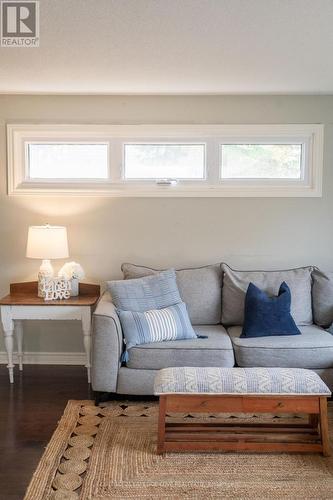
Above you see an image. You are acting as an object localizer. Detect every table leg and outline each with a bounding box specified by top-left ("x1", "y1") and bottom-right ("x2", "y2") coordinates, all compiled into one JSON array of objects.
[
  {"x1": 319, "y1": 397, "x2": 330, "y2": 457},
  {"x1": 157, "y1": 395, "x2": 167, "y2": 454},
  {"x1": 1, "y1": 306, "x2": 14, "y2": 383},
  {"x1": 15, "y1": 320, "x2": 24, "y2": 371},
  {"x1": 82, "y1": 308, "x2": 92, "y2": 384},
  {"x1": 4, "y1": 330, "x2": 14, "y2": 383}
]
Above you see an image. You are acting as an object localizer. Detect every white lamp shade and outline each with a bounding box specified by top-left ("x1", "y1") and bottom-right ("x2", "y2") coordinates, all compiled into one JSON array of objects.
[{"x1": 26, "y1": 225, "x2": 69, "y2": 260}]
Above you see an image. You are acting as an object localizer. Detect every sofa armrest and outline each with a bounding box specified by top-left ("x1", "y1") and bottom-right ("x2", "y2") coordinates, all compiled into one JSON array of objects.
[{"x1": 91, "y1": 291, "x2": 123, "y2": 393}]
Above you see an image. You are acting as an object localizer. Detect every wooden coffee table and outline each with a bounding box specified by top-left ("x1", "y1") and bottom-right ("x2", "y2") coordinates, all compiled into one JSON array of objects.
[
  {"x1": 154, "y1": 367, "x2": 331, "y2": 456},
  {"x1": 0, "y1": 281, "x2": 100, "y2": 383},
  {"x1": 157, "y1": 393, "x2": 330, "y2": 456}
]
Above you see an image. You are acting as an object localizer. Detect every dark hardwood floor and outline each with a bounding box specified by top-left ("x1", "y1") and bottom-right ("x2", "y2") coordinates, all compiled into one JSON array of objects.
[{"x1": 0, "y1": 364, "x2": 92, "y2": 500}]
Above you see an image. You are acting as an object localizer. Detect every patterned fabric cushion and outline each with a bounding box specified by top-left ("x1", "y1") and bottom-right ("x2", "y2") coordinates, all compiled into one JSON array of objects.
[
  {"x1": 107, "y1": 269, "x2": 181, "y2": 312},
  {"x1": 154, "y1": 367, "x2": 331, "y2": 395},
  {"x1": 118, "y1": 302, "x2": 197, "y2": 362}
]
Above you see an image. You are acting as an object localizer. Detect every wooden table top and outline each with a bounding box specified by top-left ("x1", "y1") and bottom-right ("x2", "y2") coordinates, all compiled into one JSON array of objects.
[{"x1": 0, "y1": 281, "x2": 100, "y2": 306}]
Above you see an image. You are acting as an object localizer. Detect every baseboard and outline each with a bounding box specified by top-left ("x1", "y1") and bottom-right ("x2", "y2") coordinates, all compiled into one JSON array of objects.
[{"x1": 0, "y1": 351, "x2": 86, "y2": 365}]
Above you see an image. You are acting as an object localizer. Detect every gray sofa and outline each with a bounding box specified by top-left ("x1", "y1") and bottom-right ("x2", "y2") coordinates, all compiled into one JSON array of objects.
[{"x1": 91, "y1": 263, "x2": 333, "y2": 396}]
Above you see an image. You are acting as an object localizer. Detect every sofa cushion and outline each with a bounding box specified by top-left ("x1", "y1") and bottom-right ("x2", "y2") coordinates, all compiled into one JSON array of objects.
[
  {"x1": 312, "y1": 268, "x2": 333, "y2": 327},
  {"x1": 122, "y1": 263, "x2": 222, "y2": 325},
  {"x1": 107, "y1": 269, "x2": 181, "y2": 312},
  {"x1": 126, "y1": 325, "x2": 235, "y2": 369},
  {"x1": 222, "y1": 263, "x2": 313, "y2": 326},
  {"x1": 228, "y1": 325, "x2": 333, "y2": 369}
]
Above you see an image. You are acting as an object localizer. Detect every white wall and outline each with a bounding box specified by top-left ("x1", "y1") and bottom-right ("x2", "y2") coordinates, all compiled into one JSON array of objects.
[{"x1": 0, "y1": 95, "x2": 332, "y2": 355}]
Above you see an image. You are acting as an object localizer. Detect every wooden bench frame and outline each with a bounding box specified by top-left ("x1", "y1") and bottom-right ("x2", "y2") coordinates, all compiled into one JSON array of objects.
[{"x1": 157, "y1": 394, "x2": 330, "y2": 456}]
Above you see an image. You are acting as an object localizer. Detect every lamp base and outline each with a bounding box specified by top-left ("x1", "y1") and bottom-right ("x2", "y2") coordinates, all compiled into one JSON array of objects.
[
  {"x1": 38, "y1": 259, "x2": 54, "y2": 298},
  {"x1": 39, "y1": 259, "x2": 54, "y2": 277}
]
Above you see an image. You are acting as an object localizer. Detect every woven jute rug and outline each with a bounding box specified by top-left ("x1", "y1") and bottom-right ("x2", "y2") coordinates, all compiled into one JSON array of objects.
[{"x1": 24, "y1": 399, "x2": 333, "y2": 499}]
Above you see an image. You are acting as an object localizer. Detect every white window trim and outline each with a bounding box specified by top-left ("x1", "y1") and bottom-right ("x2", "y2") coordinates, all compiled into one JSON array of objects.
[{"x1": 7, "y1": 123, "x2": 324, "y2": 197}]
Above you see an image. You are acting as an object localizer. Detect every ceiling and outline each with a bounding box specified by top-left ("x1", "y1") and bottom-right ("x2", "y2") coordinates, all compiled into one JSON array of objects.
[{"x1": 0, "y1": 0, "x2": 333, "y2": 94}]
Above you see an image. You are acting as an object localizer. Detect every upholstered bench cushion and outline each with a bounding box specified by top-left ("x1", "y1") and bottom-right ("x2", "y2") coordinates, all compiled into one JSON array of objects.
[{"x1": 154, "y1": 367, "x2": 331, "y2": 396}]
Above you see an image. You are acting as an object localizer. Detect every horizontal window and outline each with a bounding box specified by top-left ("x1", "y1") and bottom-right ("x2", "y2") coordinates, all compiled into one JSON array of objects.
[
  {"x1": 7, "y1": 124, "x2": 324, "y2": 197},
  {"x1": 221, "y1": 144, "x2": 303, "y2": 180},
  {"x1": 27, "y1": 143, "x2": 109, "y2": 180},
  {"x1": 123, "y1": 143, "x2": 205, "y2": 180}
]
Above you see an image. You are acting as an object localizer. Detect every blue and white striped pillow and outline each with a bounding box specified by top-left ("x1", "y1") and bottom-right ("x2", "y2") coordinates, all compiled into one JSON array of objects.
[
  {"x1": 107, "y1": 269, "x2": 181, "y2": 312},
  {"x1": 117, "y1": 302, "x2": 197, "y2": 362}
]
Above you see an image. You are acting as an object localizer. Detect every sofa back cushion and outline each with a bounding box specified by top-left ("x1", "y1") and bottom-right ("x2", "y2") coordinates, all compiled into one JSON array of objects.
[
  {"x1": 312, "y1": 268, "x2": 333, "y2": 327},
  {"x1": 222, "y1": 264, "x2": 313, "y2": 326},
  {"x1": 121, "y1": 263, "x2": 222, "y2": 325}
]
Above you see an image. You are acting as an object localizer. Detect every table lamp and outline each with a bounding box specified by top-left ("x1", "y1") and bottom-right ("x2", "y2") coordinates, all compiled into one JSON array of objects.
[{"x1": 26, "y1": 225, "x2": 69, "y2": 296}]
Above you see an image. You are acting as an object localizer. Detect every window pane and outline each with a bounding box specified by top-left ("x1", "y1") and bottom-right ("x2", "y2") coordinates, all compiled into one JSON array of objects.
[
  {"x1": 124, "y1": 144, "x2": 205, "y2": 179},
  {"x1": 221, "y1": 144, "x2": 302, "y2": 179},
  {"x1": 27, "y1": 143, "x2": 109, "y2": 179}
]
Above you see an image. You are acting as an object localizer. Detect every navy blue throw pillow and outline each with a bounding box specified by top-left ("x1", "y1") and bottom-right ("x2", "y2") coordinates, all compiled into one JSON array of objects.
[{"x1": 241, "y1": 281, "x2": 301, "y2": 338}]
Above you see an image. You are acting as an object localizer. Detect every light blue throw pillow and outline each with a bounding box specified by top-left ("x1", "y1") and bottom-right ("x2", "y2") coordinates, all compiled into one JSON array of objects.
[
  {"x1": 107, "y1": 269, "x2": 181, "y2": 312},
  {"x1": 117, "y1": 301, "x2": 197, "y2": 362}
]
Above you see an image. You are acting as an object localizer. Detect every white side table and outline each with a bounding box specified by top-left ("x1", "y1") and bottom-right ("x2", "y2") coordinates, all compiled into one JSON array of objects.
[{"x1": 0, "y1": 281, "x2": 100, "y2": 383}]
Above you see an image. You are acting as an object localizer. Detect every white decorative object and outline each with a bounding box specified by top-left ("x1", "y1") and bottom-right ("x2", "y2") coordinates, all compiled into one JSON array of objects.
[
  {"x1": 58, "y1": 262, "x2": 85, "y2": 297},
  {"x1": 38, "y1": 273, "x2": 48, "y2": 298},
  {"x1": 26, "y1": 225, "x2": 69, "y2": 297},
  {"x1": 39, "y1": 276, "x2": 71, "y2": 301},
  {"x1": 70, "y1": 278, "x2": 79, "y2": 297}
]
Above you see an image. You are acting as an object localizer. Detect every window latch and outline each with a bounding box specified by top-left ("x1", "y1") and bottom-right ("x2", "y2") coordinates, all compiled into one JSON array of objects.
[{"x1": 155, "y1": 178, "x2": 178, "y2": 186}]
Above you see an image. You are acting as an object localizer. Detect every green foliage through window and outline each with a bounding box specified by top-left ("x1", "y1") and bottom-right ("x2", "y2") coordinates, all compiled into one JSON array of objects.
[{"x1": 221, "y1": 144, "x2": 302, "y2": 179}]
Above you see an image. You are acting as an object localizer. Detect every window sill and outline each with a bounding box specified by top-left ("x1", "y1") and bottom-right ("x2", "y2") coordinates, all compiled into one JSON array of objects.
[{"x1": 9, "y1": 183, "x2": 322, "y2": 197}]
